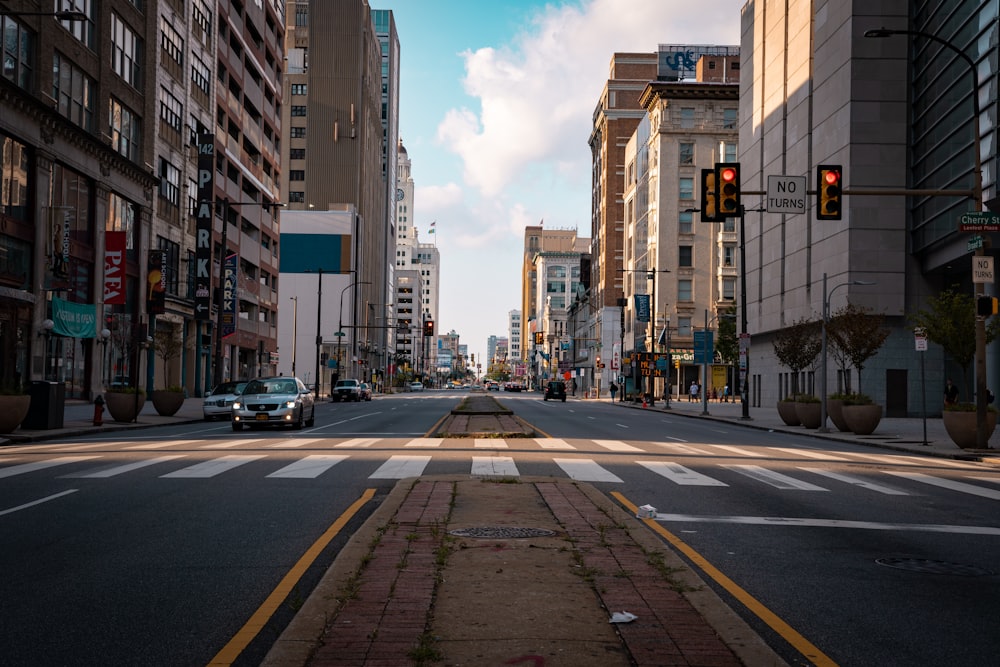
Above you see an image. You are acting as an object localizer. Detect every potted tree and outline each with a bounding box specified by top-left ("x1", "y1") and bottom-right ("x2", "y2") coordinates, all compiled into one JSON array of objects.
[
  {"x1": 911, "y1": 288, "x2": 1000, "y2": 448},
  {"x1": 828, "y1": 304, "x2": 890, "y2": 435},
  {"x1": 0, "y1": 381, "x2": 31, "y2": 434},
  {"x1": 104, "y1": 316, "x2": 145, "y2": 423},
  {"x1": 150, "y1": 325, "x2": 186, "y2": 416},
  {"x1": 773, "y1": 318, "x2": 821, "y2": 426}
]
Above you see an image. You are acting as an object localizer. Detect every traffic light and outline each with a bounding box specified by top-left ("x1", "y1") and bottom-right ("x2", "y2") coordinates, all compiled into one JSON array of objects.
[
  {"x1": 716, "y1": 163, "x2": 741, "y2": 217},
  {"x1": 977, "y1": 296, "x2": 998, "y2": 317},
  {"x1": 816, "y1": 165, "x2": 842, "y2": 220},
  {"x1": 700, "y1": 169, "x2": 720, "y2": 222},
  {"x1": 534, "y1": 331, "x2": 544, "y2": 345},
  {"x1": 423, "y1": 320, "x2": 434, "y2": 336}
]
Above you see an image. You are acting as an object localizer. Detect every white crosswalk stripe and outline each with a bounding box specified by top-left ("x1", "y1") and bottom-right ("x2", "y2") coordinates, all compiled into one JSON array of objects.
[
  {"x1": 534, "y1": 438, "x2": 575, "y2": 449},
  {"x1": 67, "y1": 455, "x2": 188, "y2": 478},
  {"x1": 268, "y1": 438, "x2": 324, "y2": 449},
  {"x1": 0, "y1": 456, "x2": 100, "y2": 478},
  {"x1": 593, "y1": 440, "x2": 642, "y2": 452},
  {"x1": 161, "y1": 455, "x2": 266, "y2": 478},
  {"x1": 471, "y1": 456, "x2": 519, "y2": 477},
  {"x1": 126, "y1": 439, "x2": 200, "y2": 450},
  {"x1": 200, "y1": 439, "x2": 264, "y2": 450},
  {"x1": 369, "y1": 455, "x2": 431, "y2": 478},
  {"x1": 553, "y1": 458, "x2": 623, "y2": 483},
  {"x1": 724, "y1": 464, "x2": 829, "y2": 491},
  {"x1": 475, "y1": 438, "x2": 508, "y2": 448},
  {"x1": 654, "y1": 442, "x2": 713, "y2": 456},
  {"x1": 266, "y1": 455, "x2": 349, "y2": 478},
  {"x1": 404, "y1": 438, "x2": 443, "y2": 447},
  {"x1": 886, "y1": 471, "x2": 1000, "y2": 500},
  {"x1": 637, "y1": 461, "x2": 728, "y2": 486},
  {"x1": 333, "y1": 438, "x2": 379, "y2": 448},
  {"x1": 772, "y1": 447, "x2": 851, "y2": 461},
  {"x1": 709, "y1": 444, "x2": 762, "y2": 457},
  {"x1": 799, "y1": 468, "x2": 910, "y2": 495}
]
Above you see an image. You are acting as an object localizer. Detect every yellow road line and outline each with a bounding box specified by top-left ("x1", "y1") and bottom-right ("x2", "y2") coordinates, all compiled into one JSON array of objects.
[
  {"x1": 611, "y1": 491, "x2": 838, "y2": 667},
  {"x1": 207, "y1": 488, "x2": 377, "y2": 666}
]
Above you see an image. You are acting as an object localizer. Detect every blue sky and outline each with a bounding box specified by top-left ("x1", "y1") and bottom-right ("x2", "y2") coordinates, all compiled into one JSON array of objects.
[{"x1": 377, "y1": 0, "x2": 743, "y2": 364}]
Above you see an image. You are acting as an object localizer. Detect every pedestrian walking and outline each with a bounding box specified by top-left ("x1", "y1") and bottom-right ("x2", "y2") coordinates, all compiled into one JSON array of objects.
[
  {"x1": 723, "y1": 384, "x2": 730, "y2": 402},
  {"x1": 689, "y1": 381, "x2": 698, "y2": 402},
  {"x1": 609, "y1": 382, "x2": 618, "y2": 402}
]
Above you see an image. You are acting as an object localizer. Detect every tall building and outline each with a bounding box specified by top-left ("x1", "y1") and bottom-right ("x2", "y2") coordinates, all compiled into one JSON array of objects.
[
  {"x1": 0, "y1": 1, "x2": 158, "y2": 399},
  {"x1": 739, "y1": 1, "x2": 999, "y2": 416},
  {"x1": 623, "y1": 62, "x2": 740, "y2": 398},
  {"x1": 281, "y1": 0, "x2": 396, "y2": 380},
  {"x1": 508, "y1": 309, "x2": 522, "y2": 370},
  {"x1": 531, "y1": 235, "x2": 590, "y2": 387},
  {"x1": 520, "y1": 224, "x2": 580, "y2": 361}
]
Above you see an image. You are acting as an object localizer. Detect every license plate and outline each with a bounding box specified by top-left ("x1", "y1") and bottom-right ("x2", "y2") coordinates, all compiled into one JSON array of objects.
[{"x1": 255, "y1": 413, "x2": 269, "y2": 421}]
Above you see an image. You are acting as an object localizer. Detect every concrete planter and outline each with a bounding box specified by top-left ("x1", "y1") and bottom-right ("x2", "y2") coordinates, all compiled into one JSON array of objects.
[
  {"x1": 795, "y1": 401, "x2": 822, "y2": 429},
  {"x1": 105, "y1": 391, "x2": 145, "y2": 423},
  {"x1": 0, "y1": 395, "x2": 31, "y2": 433},
  {"x1": 843, "y1": 404, "x2": 883, "y2": 436},
  {"x1": 776, "y1": 401, "x2": 800, "y2": 426},
  {"x1": 942, "y1": 410, "x2": 997, "y2": 449},
  {"x1": 826, "y1": 398, "x2": 852, "y2": 432},
  {"x1": 151, "y1": 390, "x2": 184, "y2": 416}
]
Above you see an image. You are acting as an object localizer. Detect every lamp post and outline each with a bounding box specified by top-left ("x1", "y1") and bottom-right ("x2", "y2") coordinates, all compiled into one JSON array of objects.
[
  {"x1": 865, "y1": 27, "x2": 988, "y2": 447},
  {"x1": 40, "y1": 318, "x2": 55, "y2": 381},
  {"x1": 289, "y1": 296, "x2": 298, "y2": 377},
  {"x1": 335, "y1": 281, "x2": 370, "y2": 392},
  {"x1": 819, "y1": 273, "x2": 876, "y2": 432},
  {"x1": 100, "y1": 328, "x2": 111, "y2": 388}
]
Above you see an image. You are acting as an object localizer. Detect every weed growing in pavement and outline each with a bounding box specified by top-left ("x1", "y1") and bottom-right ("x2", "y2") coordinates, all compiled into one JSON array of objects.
[
  {"x1": 644, "y1": 550, "x2": 701, "y2": 593},
  {"x1": 408, "y1": 631, "x2": 443, "y2": 664}
]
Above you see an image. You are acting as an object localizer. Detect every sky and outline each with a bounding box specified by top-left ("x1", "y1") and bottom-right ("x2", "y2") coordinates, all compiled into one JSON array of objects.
[{"x1": 377, "y1": 0, "x2": 743, "y2": 364}]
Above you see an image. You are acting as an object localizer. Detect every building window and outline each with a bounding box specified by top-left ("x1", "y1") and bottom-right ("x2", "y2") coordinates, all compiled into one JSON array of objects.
[
  {"x1": 547, "y1": 265, "x2": 567, "y2": 278},
  {"x1": 191, "y1": 55, "x2": 210, "y2": 94},
  {"x1": 288, "y1": 191, "x2": 305, "y2": 202},
  {"x1": 0, "y1": 134, "x2": 29, "y2": 222},
  {"x1": 295, "y1": 6, "x2": 308, "y2": 26},
  {"x1": 679, "y1": 177, "x2": 694, "y2": 200},
  {"x1": 723, "y1": 218, "x2": 735, "y2": 233},
  {"x1": 679, "y1": 210, "x2": 693, "y2": 234},
  {"x1": 722, "y1": 277, "x2": 736, "y2": 300},
  {"x1": 288, "y1": 170, "x2": 305, "y2": 181},
  {"x1": 160, "y1": 87, "x2": 182, "y2": 132},
  {"x1": 109, "y1": 98, "x2": 141, "y2": 162},
  {"x1": 678, "y1": 279, "x2": 693, "y2": 302},
  {"x1": 291, "y1": 84, "x2": 307, "y2": 95},
  {"x1": 290, "y1": 127, "x2": 306, "y2": 138},
  {"x1": 680, "y1": 108, "x2": 695, "y2": 129},
  {"x1": 722, "y1": 141, "x2": 738, "y2": 162},
  {"x1": 679, "y1": 246, "x2": 693, "y2": 267},
  {"x1": 111, "y1": 13, "x2": 142, "y2": 88},
  {"x1": 723, "y1": 108, "x2": 738, "y2": 129},
  {"x1": 53, "y1": 52, "x2": 95, "y2": 131},
  {"x1": 60, "y1": 0, "x2": 95, "y2": 49},
  {"x1": 289, "y1": 148, "x2": 305, "y2": 159},
  {"x1": 193, "y1": 1, "x2": 212, "y2": 44},
  {"x1": 678, "y1": 317, "x2": 692, "y2": 337},
  {"x1": 291, "y1": 105, "x2": 307, "y2": 117},
  {"x1": 723, "y1": 244, "x2": 735, "y2": 267},
  {"x1": 1, "y1": 16, "x2": 34, "y2": 90},
  {"x1": 160, "y1": 16, "x2": 184, "y2": 67},
  {"x1": 158, "y1": 159, "x2": 180, "y2": 206},
  {"x1": 679, "y1": 142, "x2": 693, "y2": 165}
]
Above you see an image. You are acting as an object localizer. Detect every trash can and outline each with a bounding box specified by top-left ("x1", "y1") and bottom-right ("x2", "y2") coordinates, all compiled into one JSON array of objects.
[{"x1": 24, "y1": 381, "x2": 65, "y2": 430}]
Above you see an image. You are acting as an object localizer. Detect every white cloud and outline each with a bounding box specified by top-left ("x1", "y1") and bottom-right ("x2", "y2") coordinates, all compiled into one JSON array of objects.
[{"x1": 436, "y1": 0, "x2": 742, "y2": 199}]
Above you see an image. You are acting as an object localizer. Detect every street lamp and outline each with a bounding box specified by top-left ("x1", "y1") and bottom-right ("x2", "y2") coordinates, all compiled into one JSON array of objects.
[
  {"x1": 335, "y1": 281, "x2": 370, "y2": 393},
  {"x1": 865, "y1": 27, "x2": 988, "y2": 446},
  {"x1": 819, "y1": 273, "x2": 876, "y2": 432},
  {"x1": 99, "y1": 328, "x2": 111, "y2": 388}
]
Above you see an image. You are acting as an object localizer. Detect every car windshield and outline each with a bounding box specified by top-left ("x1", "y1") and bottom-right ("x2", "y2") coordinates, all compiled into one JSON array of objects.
[
  {"x1": 245, "y1": 379, "x2": 297, "y2": 395},
  {"x1": 212, "y1": 382, "x2": 245, "y2": 396}
]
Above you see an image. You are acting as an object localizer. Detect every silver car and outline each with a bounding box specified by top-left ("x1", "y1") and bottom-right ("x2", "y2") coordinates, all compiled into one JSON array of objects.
[
  {"x1": 202, "y1": 381, "x2": 247, "y2": 420},
  {"x1": 231, "y1": 376, "x2": 315, "y2": 431}
]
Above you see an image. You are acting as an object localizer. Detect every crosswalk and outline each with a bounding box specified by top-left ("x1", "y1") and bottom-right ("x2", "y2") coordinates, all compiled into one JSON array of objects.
[{"x1": 1, "y1": 438, "x2": 997, "y2": 501}]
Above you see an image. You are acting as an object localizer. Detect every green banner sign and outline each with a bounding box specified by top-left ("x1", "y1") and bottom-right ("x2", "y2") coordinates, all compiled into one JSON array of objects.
[{"x1": 52, "y1": 297, "x2": 97, "y2": 338}]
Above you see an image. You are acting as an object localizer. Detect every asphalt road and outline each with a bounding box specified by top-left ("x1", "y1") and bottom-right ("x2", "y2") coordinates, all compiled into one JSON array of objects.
[{"x1": 2, "y1": 390, "x2": 999, "y2": 666}]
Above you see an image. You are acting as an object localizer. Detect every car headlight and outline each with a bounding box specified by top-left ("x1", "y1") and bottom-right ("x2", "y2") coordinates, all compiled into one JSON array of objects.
[
  {"x1": 232, "y1": 400, "x2": 242, "y2": 410},
  {"x1": 285, "y1": 400, "x2": 297, "y2": 409}
]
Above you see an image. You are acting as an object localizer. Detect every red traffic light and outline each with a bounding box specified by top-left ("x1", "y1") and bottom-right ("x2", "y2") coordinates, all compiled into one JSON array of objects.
[
  {"x1": 823, "y1": 169, "x2": 840, "y2": 186},
  {"x1": 719, "y1": 166, "x2": 738, "y2": 183}
]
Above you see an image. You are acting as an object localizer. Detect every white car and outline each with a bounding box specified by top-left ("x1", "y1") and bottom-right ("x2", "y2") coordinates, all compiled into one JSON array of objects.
[
  {"x1": 232, "y1": 376, "x2": 315, "y2": 431},
  {"x1": 202, "y1": 381, "x2": 247, "y2": 420},
  {"x1": 409, "y1": 381, "x2": 424, "y2": 392}
]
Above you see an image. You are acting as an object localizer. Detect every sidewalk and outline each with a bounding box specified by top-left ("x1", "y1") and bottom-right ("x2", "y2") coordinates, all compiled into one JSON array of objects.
[{"x1": 5, "y1": 395, "x2": 999, "y2": 666}]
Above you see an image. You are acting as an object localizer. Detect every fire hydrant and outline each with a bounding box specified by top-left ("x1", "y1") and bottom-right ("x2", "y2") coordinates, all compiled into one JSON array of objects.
[{"x1": 93, "y1": 395, "x2": 105, "y2": 426}]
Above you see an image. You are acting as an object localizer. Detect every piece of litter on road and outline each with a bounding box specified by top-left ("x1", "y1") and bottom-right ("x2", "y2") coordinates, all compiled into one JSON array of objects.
[
  {"x1": 609, "y1": 611, "x2": 638, "y2": 624},
  {"x1": 636, "y1": 504, "x2": 656, "y2": 518}
]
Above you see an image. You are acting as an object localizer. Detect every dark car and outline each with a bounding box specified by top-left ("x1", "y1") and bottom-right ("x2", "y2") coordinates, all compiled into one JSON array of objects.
[{"x1": 544, "y1": 380, "x2": 567, "y2": 402}]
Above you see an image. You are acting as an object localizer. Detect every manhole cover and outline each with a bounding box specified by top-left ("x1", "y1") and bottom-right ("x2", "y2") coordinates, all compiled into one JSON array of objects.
[
  {"x1": 875, "y1": 558, "x2": 994, "y2": 576},
  {"x1": 448, "y1": 526, "x2": 556, "y2": 539}
]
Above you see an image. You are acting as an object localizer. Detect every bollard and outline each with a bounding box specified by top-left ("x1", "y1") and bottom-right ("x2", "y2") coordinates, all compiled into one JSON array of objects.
[{"x1": 93, "y1": 394, "x2": 105, "y2": 426}]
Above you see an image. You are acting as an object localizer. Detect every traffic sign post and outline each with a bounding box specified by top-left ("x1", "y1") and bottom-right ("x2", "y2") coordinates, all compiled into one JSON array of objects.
[{"x1": 766, "y1": 175, "x2": 807, "y2": 214}]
